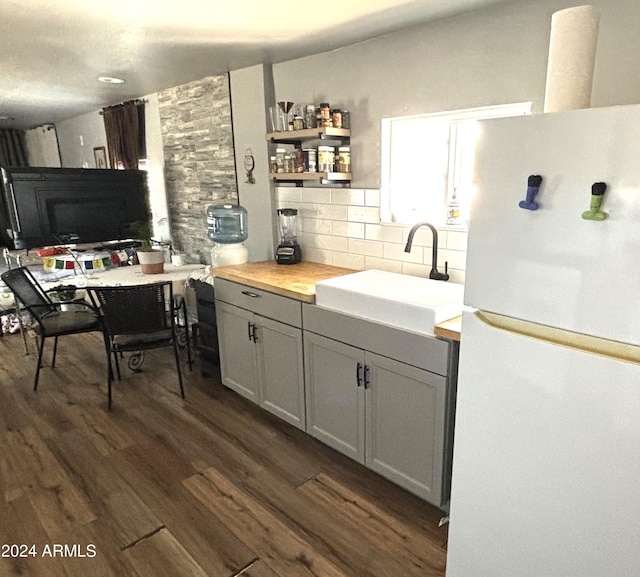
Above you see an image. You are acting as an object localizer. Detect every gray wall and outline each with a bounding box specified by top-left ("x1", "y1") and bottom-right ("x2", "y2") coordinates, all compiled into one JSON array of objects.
[
  {"x1": 272, "y1": 0, "x2": 640, "y2": 189},
  {"x1": 229, "y1": 64, "x2": 277, "y2": 262}
]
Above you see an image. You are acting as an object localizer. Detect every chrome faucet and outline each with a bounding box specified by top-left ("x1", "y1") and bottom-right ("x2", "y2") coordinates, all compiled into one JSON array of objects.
[{"x1": 404, "y1": 222, "x2": 449, "y2": 281}]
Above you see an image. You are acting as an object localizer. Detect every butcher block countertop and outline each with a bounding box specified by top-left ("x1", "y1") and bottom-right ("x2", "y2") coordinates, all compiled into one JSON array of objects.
[
  {"x1": 433, "y1": 316, "x2": 462, "y2": 342},
  {"x1": 209, "y1": 260, "x2": 356, "y2": 303},
  {"x1": 209, "y1": 260, "x2": 462, "y2": 341}
]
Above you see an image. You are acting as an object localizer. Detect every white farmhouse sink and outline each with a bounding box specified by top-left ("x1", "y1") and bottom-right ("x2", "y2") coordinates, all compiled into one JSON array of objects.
[{"x1": 315, "y1": 269, "x2": 463, "y2": 336}]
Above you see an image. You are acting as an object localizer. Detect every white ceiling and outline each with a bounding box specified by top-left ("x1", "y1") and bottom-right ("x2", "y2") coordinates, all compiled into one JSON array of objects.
[{"x1": 0, "y1": 0, "x2": 509, "y2": 129}]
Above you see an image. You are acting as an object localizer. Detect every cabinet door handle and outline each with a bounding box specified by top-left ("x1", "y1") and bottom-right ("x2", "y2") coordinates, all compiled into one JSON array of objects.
[
  {"x1": 251, "y1": 324, "x2": 259, "y2": 343},
  {"x1": 241, "y1": 290, "x2": 261, "y2": 298},
  {"x1": 363, "y1": 365, "x2": 370, "y2": 389},
  {"x1": 247, "y1": 322, "x2": 256, "y2": 343},
  {"x1": 356, "y1": 362, "x2": 363, "y2": 387}
]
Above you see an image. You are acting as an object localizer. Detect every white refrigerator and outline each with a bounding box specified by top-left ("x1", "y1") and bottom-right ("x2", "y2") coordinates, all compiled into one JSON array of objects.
[{"x1": 446, "y1": 104, "x2": 640, "y2": 577}]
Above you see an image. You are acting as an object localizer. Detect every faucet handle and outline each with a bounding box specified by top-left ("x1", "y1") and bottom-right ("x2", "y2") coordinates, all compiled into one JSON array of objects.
[{"x1": 430, "y1": 261, "x2": 450, "y2": 281}]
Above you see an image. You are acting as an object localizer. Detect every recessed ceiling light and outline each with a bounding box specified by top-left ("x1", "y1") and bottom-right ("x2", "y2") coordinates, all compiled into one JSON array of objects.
[{"x1": 98, "y1": 76, "x2": 125, "y2": 84}]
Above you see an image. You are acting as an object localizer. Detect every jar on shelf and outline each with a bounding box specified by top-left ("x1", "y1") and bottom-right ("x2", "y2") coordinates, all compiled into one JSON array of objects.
[
  {"x1": 303, "y1": 148, "x2": 317, "y2": 172},
  {"x1": 305, "y1": 104, "x2": 316, "y2": 129},
  {"x1": 342, "y1": 110, "x2": 350, "y2": 129},
  {"x1": 293, "y1": 116, "x2": 304, "y2": 131},
  {"x1": 332, "y1": 109, "x2": 342, "y2": 128},
  {"x1": 320, "y1": 103, "x2": 331, "y2": 127},
  {"x1": 295, "y1": 148, "x2": 304, "y2": 173},
  {"x1": 270, "y1": 155, "x2": 278, "y2": 174},
  {"x1": 284, "y1": 154, "x2": 294, "y2": 173},
  {"x1": 276, "y1": 148, "x2": 286, "y2": 173},
  {"x1": 318, "y1": 145, "x2": 335, "y2": 172},
  {"x1": 336, "y1": 146, "x2": 351, "y2": 173}
]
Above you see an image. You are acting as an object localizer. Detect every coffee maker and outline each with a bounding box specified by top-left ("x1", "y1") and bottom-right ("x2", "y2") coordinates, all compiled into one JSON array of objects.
[{"x1": 275, "y1": 208, "x2": 301, "y2": 265}]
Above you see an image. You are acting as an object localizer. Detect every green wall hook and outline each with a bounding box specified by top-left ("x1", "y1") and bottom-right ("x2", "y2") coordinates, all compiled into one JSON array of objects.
[{"x1": 582, "y1": 182, "x2": 607, "y2": 221}]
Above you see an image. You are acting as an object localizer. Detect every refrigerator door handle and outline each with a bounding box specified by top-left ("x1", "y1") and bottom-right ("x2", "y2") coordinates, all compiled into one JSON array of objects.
[{"x1": 476, "y1": 310, "x2": 640, "y2": 366}]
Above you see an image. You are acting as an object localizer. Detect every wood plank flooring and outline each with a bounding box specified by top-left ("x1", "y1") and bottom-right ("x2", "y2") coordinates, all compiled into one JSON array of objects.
[{"x1": 0, "y1": 330, "x2": 448, "y2": 576}]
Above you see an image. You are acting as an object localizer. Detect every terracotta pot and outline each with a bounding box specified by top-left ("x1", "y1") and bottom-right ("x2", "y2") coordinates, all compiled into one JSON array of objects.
[{"x1": 137, "y1": 249, "x2": 165, "y2": 274}]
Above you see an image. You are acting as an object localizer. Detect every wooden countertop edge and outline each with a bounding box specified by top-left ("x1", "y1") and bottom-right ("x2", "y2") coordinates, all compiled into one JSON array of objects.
[
  {"x1": 213, "y1": 270, "x2": 317, "y2": 303},
  {"x1": 211, "y1": 261, "x2": 463, "y2": 341},
  {"x1": 434, "y1": 316, "x2": 462, "y2": 341}
]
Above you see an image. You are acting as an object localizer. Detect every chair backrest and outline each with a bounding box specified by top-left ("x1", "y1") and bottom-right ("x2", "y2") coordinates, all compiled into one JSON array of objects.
[
  {"x1": 0, "y1": 267, "x2": 54, "y2": 321},
  {"x1": 88, "y1": 282, "x2": 174, "y2": 336}
]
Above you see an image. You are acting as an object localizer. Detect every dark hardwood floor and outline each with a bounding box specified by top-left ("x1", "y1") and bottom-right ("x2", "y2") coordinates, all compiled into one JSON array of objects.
[{"x1": 0, "y1": 330, "x2": 448, "y2": 576}]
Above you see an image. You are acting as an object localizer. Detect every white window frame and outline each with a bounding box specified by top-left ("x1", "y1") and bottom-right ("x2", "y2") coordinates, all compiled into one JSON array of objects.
[{"x1": 380, "y1": 102, "x2": 532, "y2": 226}]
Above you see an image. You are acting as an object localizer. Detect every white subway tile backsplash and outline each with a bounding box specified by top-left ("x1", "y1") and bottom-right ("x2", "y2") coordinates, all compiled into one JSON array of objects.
[
  {"x1": 332, "y1": 221, "x2": 365, "y2": 238},
  {"x1": 365, "y1": 223, "x2": 404, "y2": 243},
  {"x1": 332, "y1": 252, "x2": 365, "y2": 270},
  {"x1": 301, "y1": 218, "x2": 332, "y2": 234},
  {"x1": 317, "y1": 234, "x2": 349, "y2": 252},
  {"x1": 365, "y1": 189, "x2": 381, "y2": 207},
  {"x1": 365, "y1": 257, "x2": 402, "y2": 273},
  {"x1": 401, "y1": 262, "x2": 432, "y2": 278},
  {"x1": 347, "y1": 206, "x2": 380, "y2": 224},
  {"x1": 303, "y1": 247, "x2": 334, "y2": 265},
  {"x1": 348, "y1": 238, "x2": 384, "y2": 258},
  {"x1": 276, "y1": 187, "x2": 303, "y2": 203},
  {"x1": 446, "y1": 229, "x2": 469, "y2": 251},
  {"x1": 331, "y1": 188, "x2": 365, "y2": 206},
  {"x1": 316, "y1": 203, "x2": 349, "y2": 221},
  {"x1": 275, "y1": 187, "x2": 469, "y2": 281},
  {"x1": 384, "y1": 242, "x2": 424, "y2": 264},
  {"x1": 302, "y1": 187, "x2": 332, "y2": 204},
  {"x1": 440, "y1": 248, "x2": 467, "y2": 271}
]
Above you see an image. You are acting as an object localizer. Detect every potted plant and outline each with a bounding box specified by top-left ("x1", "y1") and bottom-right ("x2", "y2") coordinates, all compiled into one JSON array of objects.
[
  {"x1": 48, "y1": 283, "x2": 77, "y2": 302},
  {"x1": 132, "y1": 220, "x2": 165, "y2": 274}
]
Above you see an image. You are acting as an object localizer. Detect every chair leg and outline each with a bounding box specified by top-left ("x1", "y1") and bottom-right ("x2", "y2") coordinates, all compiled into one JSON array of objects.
[
  {"x1": 34, "y1": 336, "x2": 46, "y2": 391},
  {"x1": 51, "y1": 336, "x2": 59, "y2": 368},
  {"x1": 172, "y1": 341, "x2": 185, "y2": 399}
]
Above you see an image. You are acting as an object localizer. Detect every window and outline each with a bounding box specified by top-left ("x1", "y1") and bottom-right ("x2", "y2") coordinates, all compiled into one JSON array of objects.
[{"x1": 381, "y1": 102, "x2": 532, "y2": 225}]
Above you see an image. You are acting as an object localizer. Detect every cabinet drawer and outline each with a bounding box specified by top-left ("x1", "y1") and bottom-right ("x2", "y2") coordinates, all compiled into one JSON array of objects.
[{"x1": 215, "y1": 278, "x2": 302, "y2": 328}]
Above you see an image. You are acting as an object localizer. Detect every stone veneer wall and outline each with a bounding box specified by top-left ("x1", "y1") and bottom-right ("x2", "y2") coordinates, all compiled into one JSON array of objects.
[{"x1": 158, "y1": 75, "x2": 238, "y2": 264}]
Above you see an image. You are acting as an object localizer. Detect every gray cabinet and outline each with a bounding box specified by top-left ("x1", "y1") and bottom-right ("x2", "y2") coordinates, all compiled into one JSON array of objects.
[
  {"x1": 215, "y1": 279, "x2": 305, "y2": 430},
  {"x1": 303, "y1": 304, "x2": 455, "y2": 507},
  {"x1": 304, "y1": 333, "x2": 365, "y2": 461}
]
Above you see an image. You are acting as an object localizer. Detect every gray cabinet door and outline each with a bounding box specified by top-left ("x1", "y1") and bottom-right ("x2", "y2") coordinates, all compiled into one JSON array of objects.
[
  {"x1": 304, "y1": 332, "x2": 365, "y2": 463},
  {"x1": 256, "y1": 316, "x2": 305, "y2": 430},
  {"x1": 365, "y1": 352, "x2": 447, "y2": 504},
  {"x1": 216, "y1": 301, "x2": 259, "y2": 402}
]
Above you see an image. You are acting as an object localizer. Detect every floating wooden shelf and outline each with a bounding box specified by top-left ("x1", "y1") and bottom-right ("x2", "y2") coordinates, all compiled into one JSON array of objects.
[{"x1": 266, "y1": 127, "x2": 350, "y2": 143}]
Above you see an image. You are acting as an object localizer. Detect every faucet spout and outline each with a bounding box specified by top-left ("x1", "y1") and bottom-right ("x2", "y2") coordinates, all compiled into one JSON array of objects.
[{"x1": 404, "y1": 221, "x2": 449, "y2": 281}]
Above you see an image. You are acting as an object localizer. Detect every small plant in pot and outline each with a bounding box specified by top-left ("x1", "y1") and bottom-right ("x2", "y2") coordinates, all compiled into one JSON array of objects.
[
  {"x1": 132, "y1": 220, "x2": 165, "y2": 274},
  {"x1": 49, "y1": 283, "x2": 77, "y2": 302}
]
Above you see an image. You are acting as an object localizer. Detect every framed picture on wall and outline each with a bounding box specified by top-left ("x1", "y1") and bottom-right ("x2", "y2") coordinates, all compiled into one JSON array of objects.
[{"x1": 93, "y1": 146, "x2": 107, "y2": 169}]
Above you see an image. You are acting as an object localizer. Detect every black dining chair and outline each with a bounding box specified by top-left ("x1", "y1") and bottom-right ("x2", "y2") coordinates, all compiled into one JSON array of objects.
[
  {"x1": 87, "y1": 281, "x2": 185, "y2": 410},
  {"x1": 0, "y1": 266, "x2": 103, "y2": 391}
]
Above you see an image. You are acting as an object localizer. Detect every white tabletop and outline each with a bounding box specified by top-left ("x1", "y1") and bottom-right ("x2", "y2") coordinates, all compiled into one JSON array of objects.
[{"x1": 44, "y1": 264, "x2": 207, "y2": 296}]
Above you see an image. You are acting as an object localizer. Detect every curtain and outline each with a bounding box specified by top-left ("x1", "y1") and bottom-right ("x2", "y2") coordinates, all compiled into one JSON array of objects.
[
  {"x1": 0, "y1": 129, "x2": 28, "y2": 167},
  {"x1": 102, "y1": 100, "x2": 146, "y2": 170}
]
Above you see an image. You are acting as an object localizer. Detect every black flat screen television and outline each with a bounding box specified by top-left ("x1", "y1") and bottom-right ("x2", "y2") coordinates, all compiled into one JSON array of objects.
[{"x1": 0, "y1": 167, "x2": 150, "y2": 250}]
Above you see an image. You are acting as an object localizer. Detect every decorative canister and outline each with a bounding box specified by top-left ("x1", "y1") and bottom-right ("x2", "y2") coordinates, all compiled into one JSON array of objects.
[
  {"x1": 318, "y1": 146, "x2": 335, "y2": 172},
  {"x1": 336, "y1": 146, "x2": 351, "y2": 173}
]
